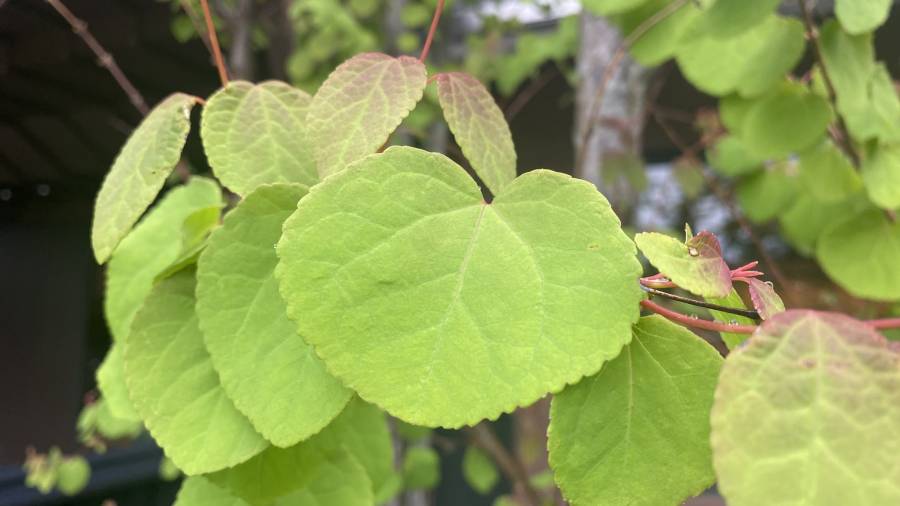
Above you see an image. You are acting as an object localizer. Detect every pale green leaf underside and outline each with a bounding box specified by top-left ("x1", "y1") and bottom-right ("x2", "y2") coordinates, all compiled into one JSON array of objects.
[
  {"x1": 676, "y1": 15, "x2": 804, "y2": 97},
  {"x1": 92, "y1": 93, "x2": 197, "y2": 263},
  {"x1": 201, "y1": 81, "x2": 318, "y2": 196},
  {"x1": 208, "y1": 397, "x2": 389, "y2": 505},
  {"x1": 835, "y1": 0, "x2": 891, "y2": 34},
  {"x1": 436, "y1": 72, "x2": 516, "y2": 196},
  {"x1": 817, "y1": 209, "x2": 900, "y2": 301},
  {"x1": 196, "y1": 183, "x2": 352, "y2": 448},
  {"x1": 276, "y1": 146, "x2": 642, "y2": 427},
  {"x1": 96, "y1": 344, "x2": 140, "y2": 422},
  {"x1": 105, "y1": 178, "x2": 223, "y2": 342},
  {"x1": 123, "y1": 269, "x2": 267, "y2": 474},
  {"x1": 711, "y1": 310, "x2": 900, "y2": 506},
  {"x1": 308, "y1": 53, "x2": 427, "y2": 178},
  {"x1": 634, "y1": 232, "x2": 731, "y2": 298},
  {"x1": 549, "y1": 316, "x2": 722, "y2": 506}
]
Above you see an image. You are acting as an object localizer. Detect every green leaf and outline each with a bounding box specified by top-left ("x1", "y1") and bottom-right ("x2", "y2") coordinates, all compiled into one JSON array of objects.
[
  {"x1": 154, "y1": 204, "x2": 224, "y2": 281},
  {"x1": 91, "y1": 93, "x2": 198, "y2": 263},
  {"x1": 744, "y1": 278, "x2": 784, "y2": 320},
  {"x1": 275, "y1": 146, "x2": 643, "y2": 427},
  {"x1": 741, "y1": 82, "x2": 831, "y2": 159},
  {"x1": 835, "y1": 0, "x2": 892, "y2": 34},
  {"x1": 104, "y1": 178, "x2": 223, "y2": 342},
  {"x1": 123, "y1": 269, "x2": 267, "y2": 474},
  {"x1": 96, "y1": 345, "x2": 140, "y2": 422},
  {"x1": 175, "y1": 477, "x2": 249, "y2": 506},
  {"x1": 845, "y1": 64, "x2": 900, "y2": 143},
  {"x1": 92, "y1": 399, "x2": 143, "y2": 440},
  {"x1": 611, "y1": 0, "x2": 701, "y2": 66},
  {"x1": 705, "y1": 289, "x2": 755, "y2": 349},
  {"x1": 436, "y1": 72, "x2": 516, "y2": 196},
  {"x1": 208, "y1": 397, "x2": 387, "y2": 505},
  {"x1": 862, "y1": 144, "x2": 900, "y2": 210},
  {"x1": 818, "y1": 20, "x2": 873, "y2": 119},
  {"x1": 196, "y1": 183, "x2": 351, "y2": 448},
  {"x1": 201, "y1": 81, "x2": 317, "y2": 196},
  {"x1": 711, "y1": 310, "x2": 900, "y2": 506},
  {"x1": 402, "y1": 447, "x2": 440, "y2": 490},
  {"x1": 719, "y1": 94, "x2": 755, "y2": 134},
  {"x1": 634, "y1": 230, "x2": 732, "y2": 298},
  {"x1": 706, "y1": 136, "x2": 764, "y2": 177},
  {"x1": 696, "y1": 0, "x2": 780, "y2": 37},
  {"x1": 308, "y1": 53, "x2": 427, "y2": 178},
  {"x1": 799, "y1": 140, "x2": 862, "y2": 202},
  {"x1": 676, "y1": 15, "x2": 804, "y2": 97},
  {"x1": 736, "y1": 162, "x2": 800, "y2": 223},
  {"x1": 395, "y1": 421, "x2": 432, "y2": 442},
  {"x1": 56, "y1": 457, "x2": 90, "y2": 496},
  {"x1": 160, "y1": 457, "x2": 181, "y2": 481},
  {"x1": 549, "y1": 316, "x2": 722, "y2": 506},
  {"x1": 817, "y1": 209, "x2": 900, "y2": 301},
  {"x1": 581, "y1": 0, "x2": 649, "y2": 16},
  {"x1": 462, "y1": 446, "x2": 498, "y2": 494}
]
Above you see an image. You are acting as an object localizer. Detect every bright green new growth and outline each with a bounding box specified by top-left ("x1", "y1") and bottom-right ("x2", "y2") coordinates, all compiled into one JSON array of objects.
[
  {"x1": 56, "y1": 457, "x2": 90, "y2": 496},
  {"x1": 207, "y1": 398, "x2": 392, "y2": 505},
  {"x1": 276, "y1": 146, "x2": 642, "y2": 427},
  {"x1": 549, "y1": 316, "x2": 722, "y2": 506},
  {"x1": 307, "y1": 53, "x2": 427, "y2": 178},
  {"x1": 436, "y1": 72, "x2": 516, "y2": 196},
  {"x1": 817, "y1": 209, "x2": 900, "y2": 301},
  {"x1": 711, "y1": 310, "x2": 900, "y2": 506},
  {"x1": 196, "y1": 183, "x2": 351, "y2": 448},
  {"x1": 123, "y1": 269, "x2": 267, "y2": 474},
  {"x1": 91, "y1": 93, "x2": 197, "y2": 263},
  {"x1": 104, "y1": 178, "x2": 223, "y2": 342},
  {"x1": 201, "y1": 81, "x2": 318, "y2": 196},
  {"x1": 634, "y1": 231, "x2": 732, "y2": 298}
]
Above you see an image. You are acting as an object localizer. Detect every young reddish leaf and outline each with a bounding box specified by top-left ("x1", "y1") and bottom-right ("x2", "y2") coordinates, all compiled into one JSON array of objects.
[
  {"x1": 744, "y1": 278, "x2": 785, "y2": 320},
  {"x1": 635, "y1": 229, "x2": 732, "y2": 298},
  {"x1": 436, "y1": 72, "x2": 516, "y2": 195},
  {"x1": 308, "y1": 53, "x2": 427, "y2": 178},
  {"x1": 712, "y1": 310, "x2": 900, "y2": 506}
]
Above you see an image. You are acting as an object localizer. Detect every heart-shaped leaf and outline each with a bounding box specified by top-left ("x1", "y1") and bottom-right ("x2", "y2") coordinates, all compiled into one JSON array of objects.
[
  {"x1": 124, "y1": 269, "x2": 267, "y2": 474},
  {"x1": 711, "y1": 310, "x2": 900, "y2": 506},
  {"x1": 105, "y1": 178, "x2": 223, "y2": 342},
  {"x1": 196, "y1": 183, "x2": 352, "y2": 447},
  {"x1": 308, "y1": 53, "x2": 427, "y2": 178},
  {"x1": 549, "y1": 316, "x2": 722, "y2": 506},
  {"x1": 201, "y1": 81, "x2": 317, "y2": 196},
  {"x1": 275, "y1": 146, "x2": 643, "y2": 427},
  {"x1": 436, "y1": 72, "x2": 516, "y2": 195},
  {"x1": 92, "y1": 93, "x2": 198, "y2": 263},
  {"x1": 635, "y1": 230, "x2": 732, "y2": 298}
]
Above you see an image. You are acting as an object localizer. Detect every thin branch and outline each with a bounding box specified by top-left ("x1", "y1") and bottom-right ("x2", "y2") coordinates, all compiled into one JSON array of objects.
[
  {"x1": 798, "y1": 0, "x2": 861, "y2": 166},
  {"x1": 575, "y1": 0, "x2": 688, "y2": 174},
  {"x1": 641, "y1": 285, "x2": 761, "y2": 320},
  {"x1": 45, "y1": 0, "x2": 149, "y2": 115},
  {"x1": 468, "y1": 424, "x2": 541, "y2": 506},
  {"x1": 642, "y1": 299, "x2": 759, "y2": 334},
  {"x1": 868, "y1": 318, "x2": 900, "y2": 330},
  {"x1": 419, "y1": 0, "x2": 445, "y2": 63},
  {"x1": 200, "y1": 0, "x2": 229, "y2": 86},
  {"x1": 178, "y1": 0, "x2": 214, "y2": 54},
  {"x1": 504, "y1": 65, "x2": 559, "y2": 121}
]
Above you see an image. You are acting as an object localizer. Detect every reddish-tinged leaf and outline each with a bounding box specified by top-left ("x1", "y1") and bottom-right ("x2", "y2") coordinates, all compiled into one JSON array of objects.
[
  {"x1": 436, "y1": 72, "x2": 516, "y2": 195},
  {"x1": 744, "y1": 278, "x2": 785, "y2": 320},
  {"x1": 635, "y1": 229, "x2": 732, "y2": 298},
  {"x1": 308, "y1": 53, "x2": 427, "y2": 178},
  {"x1": 712, "y1": 310, "x2": 900, "y2": 506}
]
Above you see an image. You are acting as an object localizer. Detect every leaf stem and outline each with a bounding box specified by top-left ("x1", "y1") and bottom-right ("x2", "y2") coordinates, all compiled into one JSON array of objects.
[
  {"x1": 419, "y1": 0, "x2": 445, "y2": 63},
  {"x1": 200, "y1": 0, "x2": 229, "y2": 86},
  {"x1": 45, "y1": 0, "x2": 149, "y2": 115},
  {"x1": 641, "y1": 299, "x2": 759, "y2": 334},
  {"x1": 641, "y1": 285, "x2": 761, "y2": 320},
  {"x1": 467, "y1": 423, "x2": 541, "y2": 506}
]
